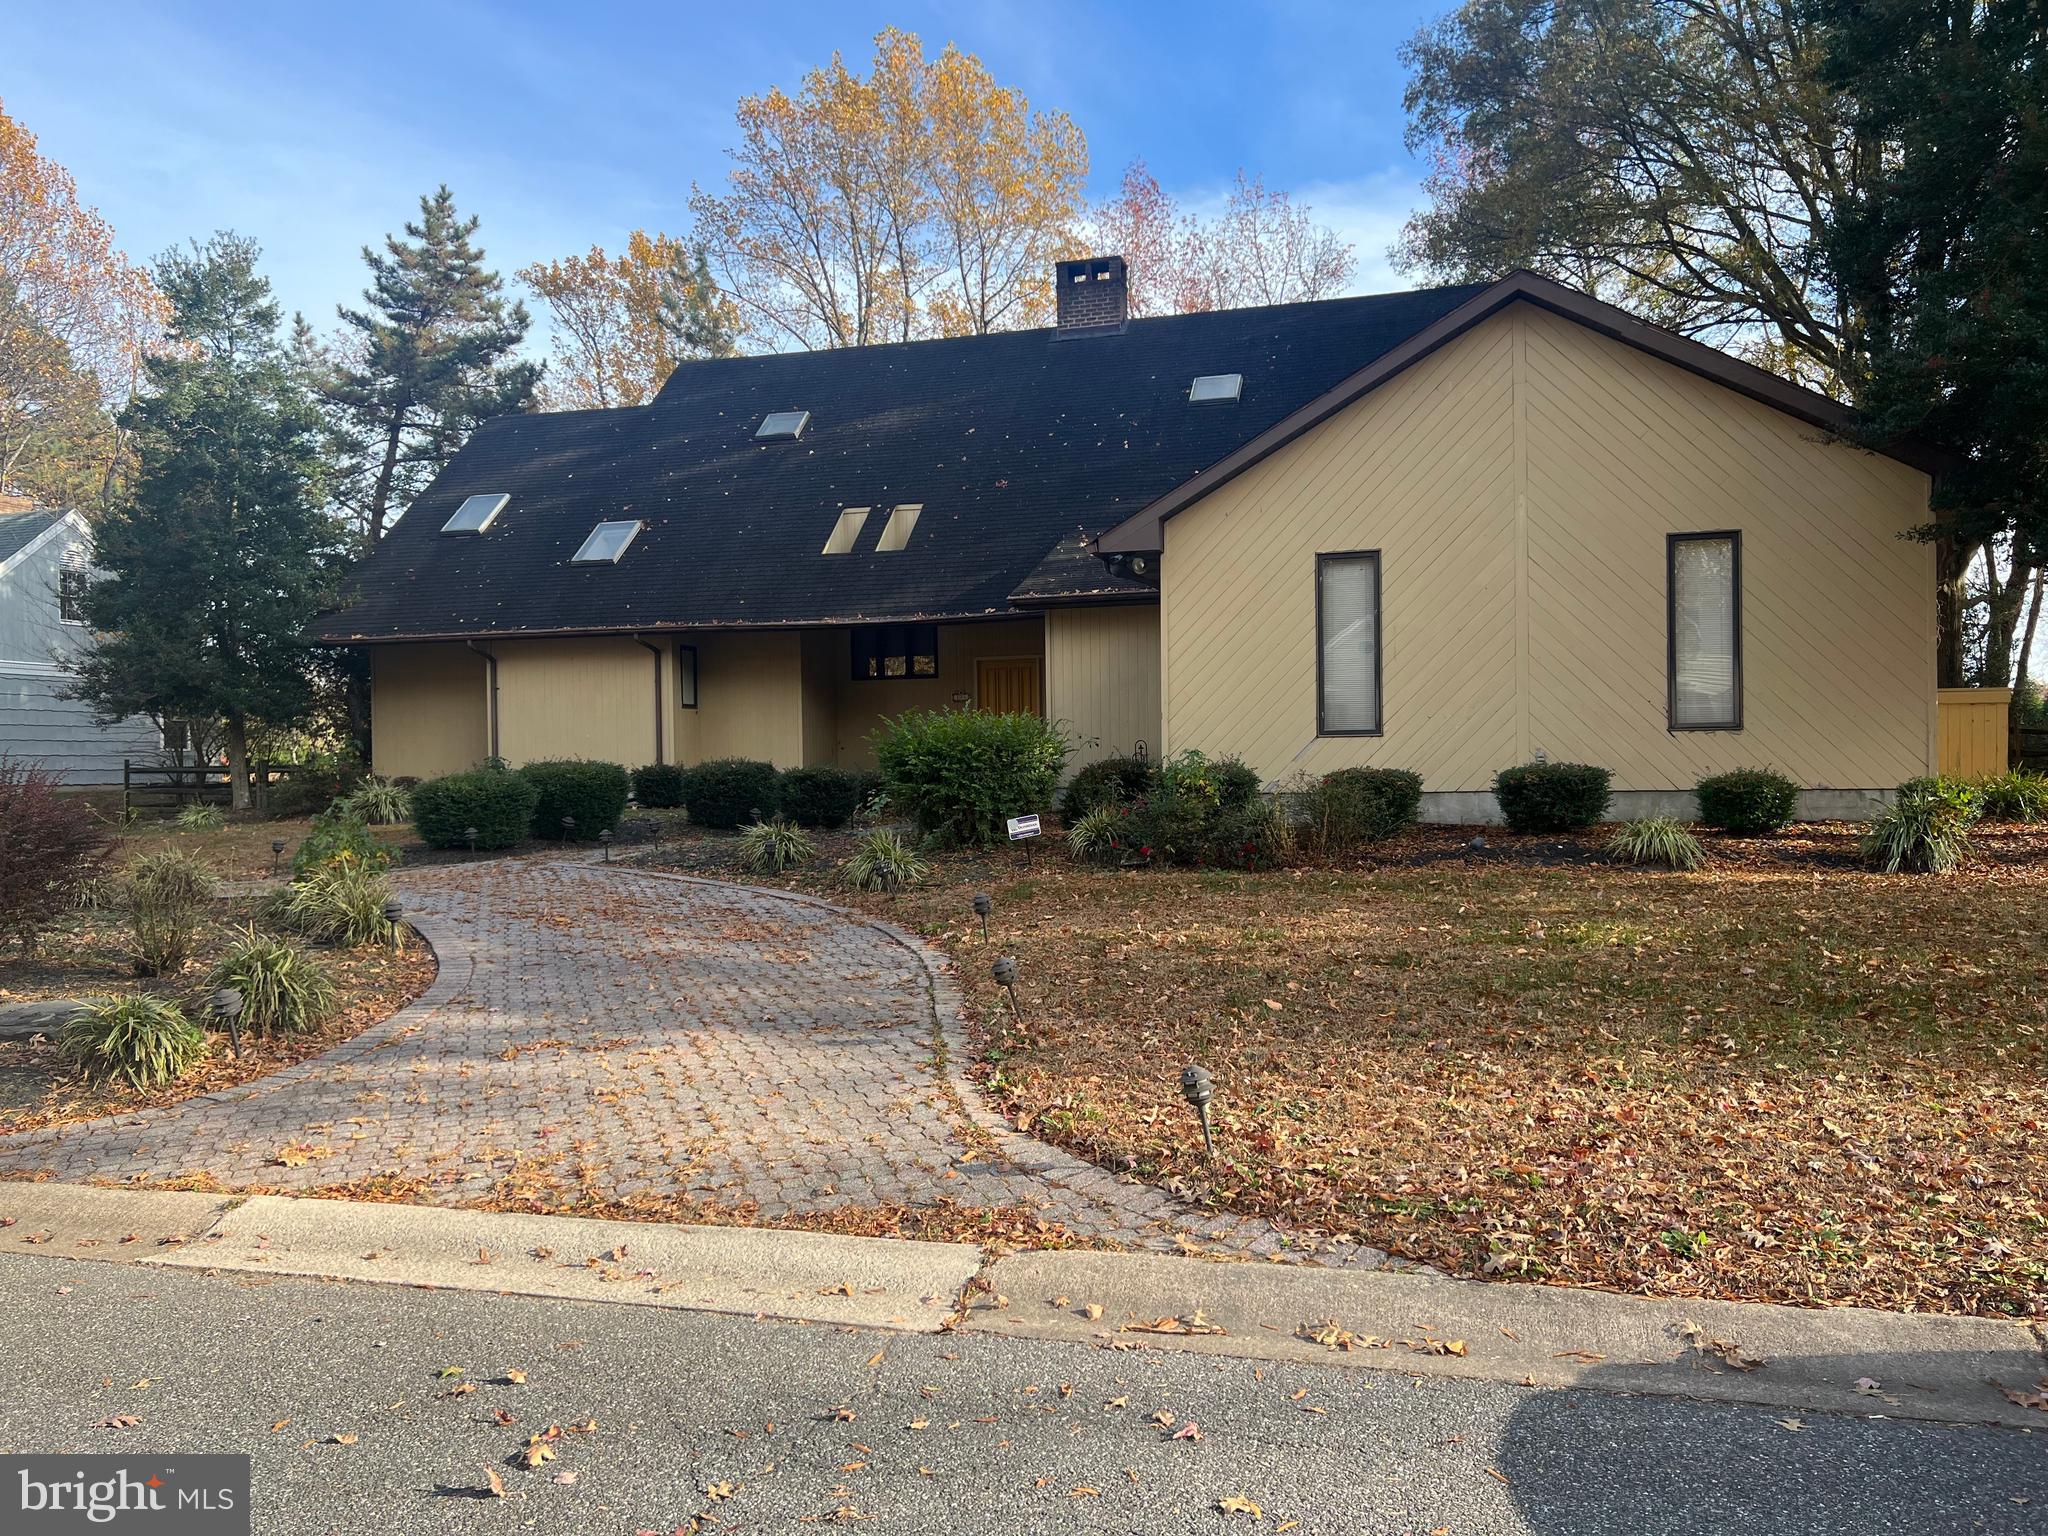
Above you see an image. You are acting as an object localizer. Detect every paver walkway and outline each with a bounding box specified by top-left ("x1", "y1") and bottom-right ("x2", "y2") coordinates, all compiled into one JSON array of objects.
[{"x1": 0, "y1": 859, "x2": 1382, "y2": 1263}]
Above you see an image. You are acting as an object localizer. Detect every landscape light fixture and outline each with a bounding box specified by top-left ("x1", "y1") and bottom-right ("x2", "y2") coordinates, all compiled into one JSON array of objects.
[
  {"x1": 561, "y1": 815, "x2": 576, "y2": 840},
  {"x1": 465, "y1": 825, "x2": 478, "y2": 854},
  {"x1": 599, "y1": 828, "x2": 613, "y2": 862},
  {"x1": 992, "y1": 955, "x2": 1021, "y2": 1019},
  {"x1": 270, "y1": 838, "x2": 285, "y2": 875},
  {"x1": 1179, "y1": 1064, "x2": 1216, "y2": 1159},
  {"x1": 1464, "y1": 834, "x2": 1487, "y2": 872},
  {"x1": 972, "y1": 890, "x2": 992, "y2": 942},
  {"x1": 382, "y1": 897, "x2": 404, "y2": 953},
  {"x1": 211, "y1": 987, "x2": 245, "y2": 1059}
]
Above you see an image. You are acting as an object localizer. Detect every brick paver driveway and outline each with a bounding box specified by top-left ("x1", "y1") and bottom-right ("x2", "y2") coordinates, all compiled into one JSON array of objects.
[{"x1": 0, "y1": 860, "x2": 1378, "y2": 1262}]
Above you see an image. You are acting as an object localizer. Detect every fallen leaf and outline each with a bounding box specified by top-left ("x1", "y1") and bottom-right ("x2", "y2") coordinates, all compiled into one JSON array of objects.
[
  {"x1": 551, "y1": 1470, "x2": 577, "y2": 1486},
  {"x1": 1082, "y1": 1303, "x2": 1104, "y2": 1322},
  {"x1": 502, "y1": 1368, "x2": 527, "y2": 1385},
  {"x1": 1171, "y1": 1421, "x2": 1202, "y2": 1442},
  {"x1": 1774, "y1": 1418, "x2": 1805, "y2": 1432},
  {"x1": 481, "y1": 1465, "x2": 505, "y2": 1499},
  {"x1": 91, "y1": 1416, "x2": 141, "y2": 1430},
  {"x1": 1218, "y1": 1492, "x2": 1264, "y2": 1519},
  {"x1": 328, "y1": 1433, "x2": 357, "y2": 1446}
]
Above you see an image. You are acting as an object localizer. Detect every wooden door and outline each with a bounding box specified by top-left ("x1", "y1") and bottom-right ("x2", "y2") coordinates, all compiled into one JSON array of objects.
[{"x1": 977, "y1": 656, "x2": 1042, "y2": 716}]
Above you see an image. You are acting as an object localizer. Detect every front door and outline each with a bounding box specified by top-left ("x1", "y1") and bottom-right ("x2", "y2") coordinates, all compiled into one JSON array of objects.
[{"x1": 976, "y1": 656, "x2": 1042, "y2": 715}]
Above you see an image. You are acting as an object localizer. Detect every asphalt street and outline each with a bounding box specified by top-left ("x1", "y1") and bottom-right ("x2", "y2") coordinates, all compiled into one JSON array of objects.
[{"x1": 1, "y1": 1254, "x2": 2040, "y2": 1535}]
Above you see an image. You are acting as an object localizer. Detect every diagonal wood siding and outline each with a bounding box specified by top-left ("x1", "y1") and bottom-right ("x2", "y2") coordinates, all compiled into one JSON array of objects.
[{"x1": 1160, "y1": 304, "x2": 1935, "y2": 793}]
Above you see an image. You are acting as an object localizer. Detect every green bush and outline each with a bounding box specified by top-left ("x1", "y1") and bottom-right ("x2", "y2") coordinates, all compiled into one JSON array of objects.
[
  {"x1": 58, "y1": 994, "x2": 207, "y2": 1089},
  {"x1": 410, "y1": 767, "x2": 540, "y2": 850},
  {"x1": 1304, "y1": 767, "x2": 1423, "y2": 851},
  {"x1": 1862, "y1": 776, "x2": 1982, "y2": 874},
  {"x1": 1059, "y1": 753, "x2": 1158, "y2": 824},
  {"x1": 1065, "y1": 804, "x2": 1127, "y2": 865},
  {"x1": 272, "y1": 861, "x2": 393, "y2": 947},
  {"x1": 871, "y1": 710, "x2": 1067, "y2": 847},
  {"x1": 1119, "y1": 782, "x2": 1290, "y2": 870},
  {"x1": 337, "y1": 775, "x2": 411, "y2": 825},
  {"x1": 264, "y1": 760, "x2": 365, "y2": 821},
  {"x1": 175, "y1": 803, "x2": 226, "y2": 830},
  {"x1": 1155, "y1": 749, "x2": 1262, "y2": 813},
  {"x1": 631, "y1": 762, "x2": 686, "y2": 809},
  {"x1": 1493, "y1": 762, "x2": 1612, "y2": 833},
  {"x1": 681, "y1": 758, "x2": 782, "y2": 830},
  {"x1": 208, "y1": 926, "x2": 338, "y2": 1034},
  {"x1": 291, "y1": 806, "x2": 395, "y2": 877},
  {"x1": 124, "y1": 850, "x2": 215, "y2": 976},
  {"x1": 778, "y1": 766, "x2": 866, "y2": 829},
  {"x1": 840, "y1": 827, "x2": 929, "y2": 891},
  {"x1": 1973, "y1": 769, "x2": 2048, "y2": 823},
  {"x1": 1694, "y1": 768, "x2": 1801, "y2": 834},
  {"x1": 738, "y1": 816, "x2": 817, "y2": 874},
  {"x1": 1607, "y1": 816, "x2": 1707, "y2": 871},
  {"x1": 517, "y1": 759, "x2": 630, "y2": 839}
]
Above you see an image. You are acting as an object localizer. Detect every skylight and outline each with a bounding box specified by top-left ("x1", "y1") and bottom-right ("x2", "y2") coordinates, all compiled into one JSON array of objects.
[
  {"x1": 441, "y1": 493, "x2": 508, "y2": 534},
  {"x1": 570, "y1": 520, "x2": 644, "y2": 565},
  {"x1": 822, "y1": 507, "x2": 870, "y2": 555},
  {"x1": 1189, "y1": 374, "x2": 1244, "y2": 404},
  {"x1": 756, "y1": 410, "x2": 811, "y2": 441},
  {"x1": 874, "y1": 504, "x2": 922, "y2": 553}
]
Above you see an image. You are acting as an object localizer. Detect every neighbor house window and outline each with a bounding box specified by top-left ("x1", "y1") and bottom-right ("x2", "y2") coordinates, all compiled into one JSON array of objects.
[
  {"x1": 1317, "y1": 552, "x2": 1382, "y2": 735},
  {"x1": 852, "y1": 623, "x2": 938, "y2": 680},
  {"x1": 1668, "y1": 532, "x2": 1742, "y2": 730},
  {"x1": 677, "y1": 644, "x2": 698, "y2": 709},
  {"x1": 58, "y1": 567, "x2": 87, "y2": 624}
]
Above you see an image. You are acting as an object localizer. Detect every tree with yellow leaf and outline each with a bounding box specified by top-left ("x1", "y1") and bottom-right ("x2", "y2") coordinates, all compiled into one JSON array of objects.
[
  {"x1": 689, "y1": 29, "x2": 1087, "y2": 349},
  {"x1": 0, "y1": 98, "x2": 163, "y2": 508},
  {"x1": 521, "y1": 233, "x2": 739, "y2": 409}
]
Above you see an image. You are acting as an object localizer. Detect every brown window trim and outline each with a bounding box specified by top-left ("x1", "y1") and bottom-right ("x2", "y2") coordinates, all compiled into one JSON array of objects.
[
  {"x1": 1667, "y1": 530, "x2": 1743, "y2": 732},
  {"x1": 1315, "y1": 550, "x2": 1384, "y2": 738}
]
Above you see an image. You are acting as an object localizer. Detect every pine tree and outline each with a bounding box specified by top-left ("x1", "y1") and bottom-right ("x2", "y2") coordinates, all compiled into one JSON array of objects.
[
  {"x1": 322, "y1": 186, "x2": 537, "y2": 545},
  {"x1": 66, "y1": 233, "x2": 341, "y2": 809}
]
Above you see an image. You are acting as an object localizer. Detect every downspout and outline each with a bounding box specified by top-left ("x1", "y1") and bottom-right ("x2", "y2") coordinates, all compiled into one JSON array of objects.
[
  {"x1": 632, "y1": 636, "x2": 665, "y2": 766},
  {"x1": 466, "y1": 640, "x2": 500, "y2": 761}
]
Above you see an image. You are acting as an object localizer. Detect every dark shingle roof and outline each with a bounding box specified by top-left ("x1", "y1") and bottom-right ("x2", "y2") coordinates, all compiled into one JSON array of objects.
[
  {"x1": 0, "y1": 510, "x2": 63, "y2": 565},
  {"x1": 322, "y1": 281, "x2": 1489, "y2": 642}
]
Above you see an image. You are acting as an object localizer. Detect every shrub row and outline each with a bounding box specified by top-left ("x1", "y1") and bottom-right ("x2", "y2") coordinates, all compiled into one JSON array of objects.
[
  {"x1": 678, "y1": 760, "x2": 879, "y2": 830},
  {"x1": 410, "y1": 760, "x2": 626, "y2": 848}
]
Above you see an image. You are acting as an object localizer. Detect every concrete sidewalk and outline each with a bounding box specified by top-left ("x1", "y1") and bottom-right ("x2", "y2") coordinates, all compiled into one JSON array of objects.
[{"x1": 3, "y1": 1180, "x2": 2042, "y2": 1429}]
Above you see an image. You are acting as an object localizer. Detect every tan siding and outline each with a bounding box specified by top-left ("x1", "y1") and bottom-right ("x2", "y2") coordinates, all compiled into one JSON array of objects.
[
  {"x1": 369, "y1": 644, "x2": 488, "y2": 779},
  {"x1": 491, "y1": 638, "x2": 661, "y2": 768},
  {"x1": 823, "y1": 618, "x2": 1043, "y2": 769},
  {"x1": 1045, "y1": 604, "x2": 1161, "y2": 768},
  {"x1": 693, "y1": 631, "x2": 805, "y2": 767},
  {"x1": 1160, "y1": 304, "x2": 1934, "y2": 792}
]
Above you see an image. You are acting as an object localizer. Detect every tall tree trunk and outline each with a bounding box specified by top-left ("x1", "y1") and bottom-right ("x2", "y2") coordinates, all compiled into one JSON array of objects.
[
  {"x1": 224, "y1": 713, "x2": 252, "y2": 813},
  {"x1": 2019, "y1": 566, "x2": 2047, "y2": 697},
  {"x1": 366, "y1": 419, "x2": 405, "y2": 544},
  {"x1": 1981, "y1": 549, "x2": 2036, "y2": 688},
  {"x1": 1934, "y1": 533, "x2": 1979, "y2": 687}
]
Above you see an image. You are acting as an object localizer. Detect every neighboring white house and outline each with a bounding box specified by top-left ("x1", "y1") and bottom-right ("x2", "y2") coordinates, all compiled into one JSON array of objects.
[{"x1": 0, "y1": 507, "x2": 160, "y2": 784}]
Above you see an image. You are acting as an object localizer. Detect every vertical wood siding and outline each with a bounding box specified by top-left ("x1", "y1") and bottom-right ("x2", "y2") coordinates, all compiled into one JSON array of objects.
[
  {"x1": 369, "y1": 644, "x2": 489, "y2": 779},
  {"x1": 1936, "y1": 688, "x2": 2011, "y2": 778},
  {"x1": 1045, "y1": 604, "x2": 1162, "y2": 769},
  {"x1": 1160, "y1": 305, "x2": 1934, "y2": 792},
  {"x1": 494, "y1": 637, "x2": 660, "y2": 768}
]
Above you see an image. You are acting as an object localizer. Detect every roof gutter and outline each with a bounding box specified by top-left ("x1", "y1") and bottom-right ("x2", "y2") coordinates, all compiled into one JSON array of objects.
[{"x1": 466, "y1": 640, "x2": 500, "y2": 761}]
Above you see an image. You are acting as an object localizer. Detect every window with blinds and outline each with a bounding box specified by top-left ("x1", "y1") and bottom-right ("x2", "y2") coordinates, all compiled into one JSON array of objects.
[
  {"x1": 1668, "y1": 532, "x2": 1742, "y2": 729},
  {"x1": 1316, "y1": 552, "x2": 1382, "y2": 735}
]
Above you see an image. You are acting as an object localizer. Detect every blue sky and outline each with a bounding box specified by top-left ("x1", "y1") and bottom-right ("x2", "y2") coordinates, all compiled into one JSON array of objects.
[{"x1": 10, "y1": 1, "x2": 1446, "y2": 340}]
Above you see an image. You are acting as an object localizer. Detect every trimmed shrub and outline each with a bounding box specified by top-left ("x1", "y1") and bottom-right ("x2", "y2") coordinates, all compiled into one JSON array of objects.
[
  {"x1": 518, "y1": 759, "x2": 630, "y2": 839},
  {"x1": 291, "y1": 807, "x2": 394, "y2": 877},
  {"x1": 631, "y1": 761, "x2": 686, "y2": 809},
  {"x1": 338, "y1": 775, "x2": 411, "y2": 825},
  {"x1": 681, "y1": 758, "x2": 782, "y2": 830},
  {"x1": 272, "y1": 860, "x2": 393, "y2": 947},
  {"x1": 778, "y1": 765, "x2": 866, "y2": 829},
  {"x1": 58, "y1": 995, "x2": 208, "y2": 1089},
  {"x1": 124, "y1": 849, "x2": 215, "y2": 976},
  {"x1": 1305, "y1": 767, "x2": 1423, "y2": 851},
  {"x1": 208, "y1": 926, "x2": 337, "y2": 1034},
  {"x1": 1118, "y1": 782, "x2": 1290, "y2": 870},
  {"x1": 1695, "y1": 768, "x2": 1801, "y2": 835},
  {"x1": 1059, "y1": 753, "x2": 1158, "y2": 824},
  {"x1": 1493, "y1": 762, "x2": 1612, "y2": 833},
  {"x1": 871, "y1": 709, "x2": 1067, "y2": 847},
  {"x1": 840, "y1": 827, "x2": 928, "y2": 891},
  {"x1": 1155, "y1": 749, "x2": 1261, "y2": 812},
  {"x1": 410, "y1": 767, "x2": 539, "y2": 850},
  {"x1": 1973, "y1": 769, "x2": 2048, "y2": 824},
  {"x1": 1607, "y1": 816, "x2": 1707, "y2": 871},
  {"x1": 1862, "y1": 776, "x2": 1982, "y2": 874},
  {"x1": 0, "y1": 756, "x2": 112, "y2": 954},
  {"x1": 738, "y1": 817, "x2": 817, "y2": 874}
]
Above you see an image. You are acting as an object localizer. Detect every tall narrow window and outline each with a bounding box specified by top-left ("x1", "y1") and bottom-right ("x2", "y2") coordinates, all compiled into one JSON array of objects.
[
  {"x1": 676, "y1": 644, "x2": 698, "y2": 709},
  {"x1": 1317, "y1": 552, "x2": 1382, "y2": 735},
  {"x1": 1668, "y1": 532, "x2": 1742, "y2": 729},
  {"x1": 58, "y1": 566, "x2": 88, "y2": 624}
]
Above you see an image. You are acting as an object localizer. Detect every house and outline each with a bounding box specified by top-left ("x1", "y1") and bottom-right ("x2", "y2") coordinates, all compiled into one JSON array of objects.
[
  {"x1": 326, "y1": 262, "x2": 1935, "y2": 822},
  {"x1": 0, "y1": 507, "x2": 162, "y2": 784}
]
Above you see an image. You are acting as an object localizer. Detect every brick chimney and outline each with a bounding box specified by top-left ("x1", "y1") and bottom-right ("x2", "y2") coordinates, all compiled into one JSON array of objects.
[{"x1": 1055, "y1": 255, "x2": 1128, "y2": 337}]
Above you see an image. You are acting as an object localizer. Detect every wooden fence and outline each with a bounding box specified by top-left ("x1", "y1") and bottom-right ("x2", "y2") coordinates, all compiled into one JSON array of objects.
[
  {"x1": 2017, "y1": 726, "x2": 2048, "y2": 772},
  {"x1": 1936, "y1": 688, "x2": 2011, "y2": 778},
  {"x1": 122, "y1": 761, "x2": 311, "y2": 815}
]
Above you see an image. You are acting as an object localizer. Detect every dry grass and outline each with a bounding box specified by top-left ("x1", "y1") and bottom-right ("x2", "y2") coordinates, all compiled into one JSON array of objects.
[
  {"x1": 116, "y1": 815, "x2": 410, "y2": 880},
  {"x1": 650, "y1": 820, "x2": 2048, "y2": 1317}
]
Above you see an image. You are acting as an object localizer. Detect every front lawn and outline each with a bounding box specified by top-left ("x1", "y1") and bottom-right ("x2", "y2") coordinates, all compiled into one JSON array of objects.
[{"x1": 644, "y1": 820, "x2": 2048, "y2": 1316}]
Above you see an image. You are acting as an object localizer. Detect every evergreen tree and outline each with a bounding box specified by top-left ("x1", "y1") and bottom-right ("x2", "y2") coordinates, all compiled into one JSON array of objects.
[
  {"x1": 1819, "y1": 0, "x2": 2048, "y2": 686},
  {"x1": 321, "y1": 185, "x2": 537, "y2": 545},
  {"x1": 66, "y1": 233, "x2": 341, "y2": 809}
]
